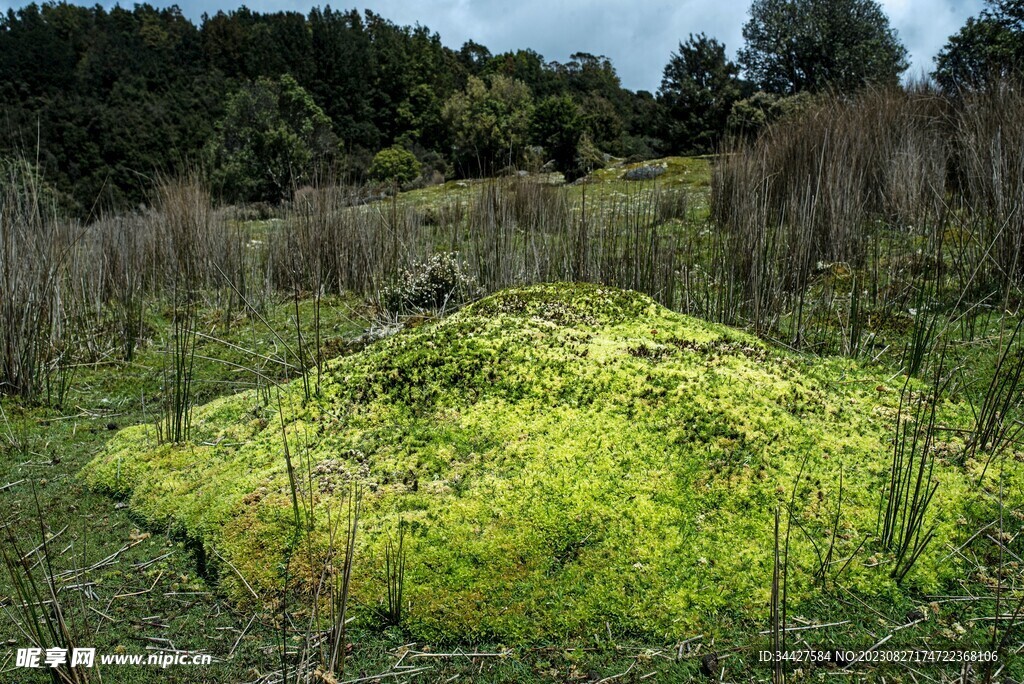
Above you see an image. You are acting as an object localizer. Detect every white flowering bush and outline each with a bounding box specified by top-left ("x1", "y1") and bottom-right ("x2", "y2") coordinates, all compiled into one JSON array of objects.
[{"x1": 379, "y1": 252, "x2": 480, "y2": 315}]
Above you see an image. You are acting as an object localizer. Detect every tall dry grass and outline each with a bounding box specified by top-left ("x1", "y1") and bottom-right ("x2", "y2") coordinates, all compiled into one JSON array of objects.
[
  {"x1": 709, "y1": 82, "x2": 1024, "y2": 358},
  {"x1": 0, "y1": 163, "x2": 685, "y2": 404},
  {"x1": 275, "y1": 177, "x2": 684, "y2": 307},
  {"x1": 0, "y1": 162, "x2": 76, "y2": 401},
  {"x1": 7, "y1": 80, "x2": 1023, "y2": 404},
  {"x1": 0, "y1": 168, "x2": 256, "y2": 403}
]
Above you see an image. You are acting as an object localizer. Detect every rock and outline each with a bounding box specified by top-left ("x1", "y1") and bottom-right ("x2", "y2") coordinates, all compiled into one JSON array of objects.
[
  {"x1": 623, "y1": 165, "x2": 665, "y2": 181},
  {"x1": 700, "y1": 653, "x2": 719, "y2": 678}
]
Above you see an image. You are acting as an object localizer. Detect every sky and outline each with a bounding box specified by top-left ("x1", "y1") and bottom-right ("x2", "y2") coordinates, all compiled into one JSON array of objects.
[{"x1": 0, "y1": 0, "x2": 989, "y2": 92}]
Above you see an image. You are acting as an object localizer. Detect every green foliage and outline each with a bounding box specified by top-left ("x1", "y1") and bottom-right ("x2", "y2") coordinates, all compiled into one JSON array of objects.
[
  {"x1": 527, "y1": 92, "x2": 611, "y2": 179},
  {"x1": 556, "y1": 53, "x2": 625, "y2": 108},
  {"x1": 0, "y1": 157, "x2": 70, "y2": 220},
  {"x1": 442, "y1": 75, "x2": 535, "y2": 176},
  {"x1": 485, "y1": 48, "x2": 553, "y2": 96},
  {"x1": 0, "y1": 4, "x2": 667, "y2": 205},
  {"x1": 550, "y1": 53, "x2": 628, "y2": 151},
  {"x1": 530, "y1": 95, "x2": 586, "y2": 180},
  {"x1": 738, "y1": 0, "x2": 909, "y2": 94},
  {"x1": 207, "y1": 74, "x2": 336, "y2": 203},
  {"x1": 621, "y1": 90, "x2": 665, "y2": 159},
  {"x1": 726, "y1": 91, "x2": 820, "y2": 139},
  {"x1": 934, "y1": 0, "x2": 1024, "y2": 90},
  {"x1": 456, "y1": 40, "x2": 492, "y2": 76},
  {"x1": 658, "y1": 33, "x2": 743, "y2": 153},
  {"x1": 578, "y1": 93, "x2": 625, "y2": 151},
  {"x1": 83, "y1": 283, "x2": 994, "y2": 643},
  {"x1": 368, "y1": 145, "x2": 422, "y2": 186},
  {"x1": 574, "y1": 134, "x2": 607, "y2": 177},
  {"x1": 0, "y1": 3, "x2": 222, "y2": 212}
]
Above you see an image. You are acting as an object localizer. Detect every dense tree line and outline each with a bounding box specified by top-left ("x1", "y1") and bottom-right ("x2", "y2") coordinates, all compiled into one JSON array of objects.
[
  {"x1": 0, "y1": 3, "x2": 661, "y2": 211},
  {"x1": 1, "y1": 0, "x2": 1014, "y2": 212},
  {"x1": 0, "y1": 3, "x2": 222, "y2": 210}
]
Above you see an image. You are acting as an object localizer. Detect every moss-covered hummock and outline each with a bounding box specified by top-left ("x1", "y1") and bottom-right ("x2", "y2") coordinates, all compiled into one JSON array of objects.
[{"x1": 82, "y1": 283, "x2": 997, "y2": 642}]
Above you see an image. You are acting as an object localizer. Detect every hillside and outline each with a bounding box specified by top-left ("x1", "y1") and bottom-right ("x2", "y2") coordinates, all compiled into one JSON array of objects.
[{"x1": 82, "y1": 283, "x2": 996, "y2": 643}]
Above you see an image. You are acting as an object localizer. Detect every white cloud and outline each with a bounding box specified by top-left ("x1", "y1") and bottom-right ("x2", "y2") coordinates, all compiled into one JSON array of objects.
[{"x1": 347, "y1": 0, "x2": 987, "y2": 90}]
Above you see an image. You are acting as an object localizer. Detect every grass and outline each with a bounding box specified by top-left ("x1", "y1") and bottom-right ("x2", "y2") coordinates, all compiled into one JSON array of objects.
[
  {"x1": 75, "y1": 283, "x2": 1022, "y2": 676},
  {"x1": 3, "y1": 132, "x2": 1024, "y2": 682},
  {"x1": 0, "y1": 293, "x2": 370, "y2": 681},
  {"x1": 709, "y1": 84, "x2": 1024, "y2": 370},
  {"x1": 878, "y1": 370, "x2": 945, "y2": 584}
]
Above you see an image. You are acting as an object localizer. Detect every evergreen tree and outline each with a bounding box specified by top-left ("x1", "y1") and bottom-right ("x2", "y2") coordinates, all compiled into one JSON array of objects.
[
  {"x1": 738, "y1": 0, "x2": 908, "y2": 94},
  {"x1": 207, "y1": 75, "x2": 336, "y2": 202},
  {"x1": 935, "y1": 0, "x2": 1024, "y2": 90},
  {"x1": 658, "y1": 34, "x2": 743, "y2": 153}
]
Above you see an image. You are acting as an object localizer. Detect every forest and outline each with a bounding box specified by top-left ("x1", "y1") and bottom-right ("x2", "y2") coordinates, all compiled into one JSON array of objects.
[
  {"x1": 0, "y1": 0, "x2": 961, "y2": 212},
  {"x1": 0, "y1": 2, "x2": 666, "y2": 211}
]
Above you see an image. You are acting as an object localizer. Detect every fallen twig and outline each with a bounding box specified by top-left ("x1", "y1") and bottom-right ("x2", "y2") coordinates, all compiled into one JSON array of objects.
[
  {"x1": 341, "y1": 666, "x2": 433, "y2": 683},
  {"x1": 596, "y1": 661, "x2": 635, "y2": 683},
  {"x1": 212, "y1": 547, "x2": 260, "y2": 601},
  {"x1": 758, "y1": 620, "x2": 849, "y2": 635}
]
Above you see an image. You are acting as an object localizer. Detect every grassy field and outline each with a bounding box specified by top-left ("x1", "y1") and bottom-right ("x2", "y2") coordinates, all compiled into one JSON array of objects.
[{"x1": 3, "y1": 130, "x2": 1024, "y2": 683}]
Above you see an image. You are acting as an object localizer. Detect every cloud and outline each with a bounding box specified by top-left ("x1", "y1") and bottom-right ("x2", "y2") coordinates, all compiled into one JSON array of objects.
[
  {"x1": 879, "y1": 0, "x2": 987, "y2": 78},
  {"x1": 355, "y1": 0, "x2": 753, "y2": 92},
  {"x1": 0, "y1": 0, "x2": 990, "y2": 91}
]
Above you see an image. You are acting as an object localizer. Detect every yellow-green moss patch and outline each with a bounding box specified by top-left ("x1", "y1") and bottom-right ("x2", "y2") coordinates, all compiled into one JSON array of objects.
[{"x1": 82, "y1": 283, "x2": 998, "y2": 642}]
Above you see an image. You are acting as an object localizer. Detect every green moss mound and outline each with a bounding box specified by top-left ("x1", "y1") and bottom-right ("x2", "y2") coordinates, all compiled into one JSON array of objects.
[{"x1": 83, "y1": 283, "x2": 997, "y2": 642}]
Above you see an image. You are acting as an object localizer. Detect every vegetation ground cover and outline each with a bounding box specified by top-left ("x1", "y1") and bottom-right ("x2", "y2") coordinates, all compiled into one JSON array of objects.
[
  {"x1": 5, "y1": 1, "x2": 1024, "y2": 680},
  {"x1": 2, "y1": 146, "x2": 1024, "y2": 682},
  {"x1": 83, "y1": 282, "x2": 1000, "y2": 642}
]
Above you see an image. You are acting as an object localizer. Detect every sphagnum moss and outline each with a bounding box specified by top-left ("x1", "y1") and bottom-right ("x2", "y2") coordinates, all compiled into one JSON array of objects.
[{"x1": 82, "y1": 282, "x2": 994, "y2": 642}]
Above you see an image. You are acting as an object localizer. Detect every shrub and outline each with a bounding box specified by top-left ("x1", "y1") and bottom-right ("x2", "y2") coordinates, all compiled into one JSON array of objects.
[
  {"x1": 368, "y1": 145, "x2": 422, "y2": 186},
  {"x1": 379, "y1": 253, "x2": 480, "y2": 315},
  {"x1": 573, "y1": 135, "x2": 607, "y2": 179},
  {"x1": 726, "y1": 91, "x2": 820, "y2": 139},
  {"x1": 206, "y1": 75, "x2": 337, "y2": 203}
]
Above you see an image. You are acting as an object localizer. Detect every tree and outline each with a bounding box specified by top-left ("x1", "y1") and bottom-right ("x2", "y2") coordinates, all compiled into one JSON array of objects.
[
  {"x1": 726, "y1": 90, "x2": 819, "y2": 139},
  {"x1": 738, "y1": 0, "x2": 908, "y2": 94},
  {"x1": 368, "y1": 145, "x2": 421, "y2": 186},
  {"x1": 207, "y1": 74, "x2": 337, "y2": 203},
  {"x1": 549, "y1": 53, "x2": 632, "y2": 152},
  {"x1": 555, "y1": 53, "x2": 623, "y2": 101},
  {"x1": 442, "y1": 74, "x2": 534, "y2": 176},
  {"x1": 0, "y1": 3, "x2": 666, "y2": 209},
  {"x1": 934, "y1": 0, "x2": 1024, "y2": 90},
  {"x1": 457, "y1": 40, "x2": 492, "y2": 77},
  {"x1": 486, "y1": 49, "x2": 552, "y2": 96},
  {"x1": 658, "y1": 34, "x2": 743, "y2": 153},
  {"x1": 531, "y1": 95, "x2": 585, "y2": 180}
]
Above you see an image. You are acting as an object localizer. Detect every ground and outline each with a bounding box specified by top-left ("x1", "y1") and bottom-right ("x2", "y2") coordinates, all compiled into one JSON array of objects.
[
  {"x1": 2, "y1": 158, "x2": 1022, "y2": 682},
  {"x1": 79, "y1": 283, "x2": 1017, "y2": 674}
]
